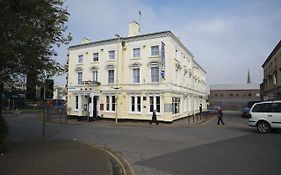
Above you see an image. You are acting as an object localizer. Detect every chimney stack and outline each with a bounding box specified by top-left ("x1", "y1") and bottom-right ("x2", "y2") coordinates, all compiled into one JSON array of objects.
[{"x1": 128, "y1": 21, "x2": 140, "y2": 37}]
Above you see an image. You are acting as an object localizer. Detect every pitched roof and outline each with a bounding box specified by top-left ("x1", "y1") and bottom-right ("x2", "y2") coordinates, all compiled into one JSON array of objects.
[{"x1": 262, "y1": 40, "x2": 281, "y2": 68}]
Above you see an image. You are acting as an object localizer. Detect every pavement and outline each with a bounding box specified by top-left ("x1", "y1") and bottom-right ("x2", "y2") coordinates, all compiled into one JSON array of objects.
[
  {"x1": 0, "y1": 139, "x2": 129, "y2": 175},
  {"x1": 0, "y1": 111, "x2": 217, "y2": 175}
]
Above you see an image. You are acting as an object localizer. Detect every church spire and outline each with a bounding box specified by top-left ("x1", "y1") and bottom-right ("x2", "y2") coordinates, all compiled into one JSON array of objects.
[{"x1": 247, "y1": 69, "x2": 251, "y2": 84}]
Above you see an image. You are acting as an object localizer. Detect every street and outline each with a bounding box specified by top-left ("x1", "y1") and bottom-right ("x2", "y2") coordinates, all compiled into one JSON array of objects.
[{"x1": 2, "y1": 111, "x2": 281, "y2": 175}]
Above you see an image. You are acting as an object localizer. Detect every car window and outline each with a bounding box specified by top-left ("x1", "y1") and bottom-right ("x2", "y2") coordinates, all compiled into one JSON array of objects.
[
  {"x1": 252, "y1": 104, "x2": 271, "y2": 112},
  {"x1": 272, "y1": 103, "x2": 281, "y2": 112}
]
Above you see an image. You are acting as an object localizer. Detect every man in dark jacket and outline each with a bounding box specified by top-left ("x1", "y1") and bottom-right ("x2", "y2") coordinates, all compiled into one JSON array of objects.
[
  {"x1": 150, "y1": 110, "x2": 158, "y2": 125},
  {"x1": 217, "y1": 108, "x2": 225, "y2": 125}
]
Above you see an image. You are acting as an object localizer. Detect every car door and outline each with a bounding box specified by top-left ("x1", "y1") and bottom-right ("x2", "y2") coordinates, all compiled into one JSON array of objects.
[{"x1": 270, "y1": 102, "x2": 281, "y2": 128}]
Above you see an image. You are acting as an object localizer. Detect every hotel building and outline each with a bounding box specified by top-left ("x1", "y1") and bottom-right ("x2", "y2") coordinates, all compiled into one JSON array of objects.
[{"x1": 67, "y1": 21, "x2": 207, "y2": 122}]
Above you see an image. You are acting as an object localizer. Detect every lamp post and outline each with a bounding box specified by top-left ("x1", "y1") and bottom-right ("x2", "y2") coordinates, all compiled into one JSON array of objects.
[
  {"x1": 114, "y1": 34, "x2": 121, "y2": 124},
  {"x1": 113, "y1": 87, "x2": 121, "y2": 123},
  {"x1": 192, "y1": 66, "x2": 199, "y2": 123}
]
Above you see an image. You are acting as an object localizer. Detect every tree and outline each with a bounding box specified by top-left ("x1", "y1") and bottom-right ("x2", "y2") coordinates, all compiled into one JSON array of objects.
[{"x1": 0, "y1": 0, "x2": 71, "y2": 148}]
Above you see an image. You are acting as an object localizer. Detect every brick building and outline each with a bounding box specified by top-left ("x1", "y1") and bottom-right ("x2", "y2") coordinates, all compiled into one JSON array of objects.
[{"x1": 210, "y1": 84, "x2": 260, "y2": 110}]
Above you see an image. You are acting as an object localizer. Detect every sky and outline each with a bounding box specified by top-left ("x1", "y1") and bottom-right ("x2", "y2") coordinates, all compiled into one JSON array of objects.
[{"x1": 53, "y1": 0, "x2": 281, "y2": 86}]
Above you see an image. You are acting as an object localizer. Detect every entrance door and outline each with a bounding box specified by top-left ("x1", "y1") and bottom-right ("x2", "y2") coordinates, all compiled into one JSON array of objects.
[{"x1": 93, "y1": 96, "x2": 99, "y2": 118}]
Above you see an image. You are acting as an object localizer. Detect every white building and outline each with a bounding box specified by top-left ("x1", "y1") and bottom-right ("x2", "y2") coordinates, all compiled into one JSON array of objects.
[{"x1": 67, "y1": 21, "x2": 207, "y2": 122}]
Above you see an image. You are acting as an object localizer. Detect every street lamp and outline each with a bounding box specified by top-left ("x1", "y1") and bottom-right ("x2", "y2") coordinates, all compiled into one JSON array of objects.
[
  {"x1": 112, "y1": 86, "x2": 121, "y2": 123},
  {"x1": 192, "y1": 66, "x2": 199, "y2": 123}
]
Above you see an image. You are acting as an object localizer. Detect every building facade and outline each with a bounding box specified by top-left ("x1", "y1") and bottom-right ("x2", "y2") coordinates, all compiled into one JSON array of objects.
[
  {"x1": 67, "y1": 21, "x2": 207, "y2": 122},
  {"x1": 209, "y1": 84, "x2": 260, "y2": 110},
  {"x1": 261, "y1": 40, "x2": 281, "y2": 101}
]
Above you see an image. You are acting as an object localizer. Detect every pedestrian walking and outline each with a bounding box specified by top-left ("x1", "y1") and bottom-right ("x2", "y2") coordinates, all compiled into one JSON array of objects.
[
  {"x1": 217, "y1": 108, "x2": 225, "y2": 125},
  {"x1": 150, "y1": 110, "x2": 158, "y2": 125}
]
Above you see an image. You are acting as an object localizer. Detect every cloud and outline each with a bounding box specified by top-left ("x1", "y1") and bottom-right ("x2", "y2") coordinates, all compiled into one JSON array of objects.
[{"x1": 53, "y1": 0, "x2": 281, "y2": 86}]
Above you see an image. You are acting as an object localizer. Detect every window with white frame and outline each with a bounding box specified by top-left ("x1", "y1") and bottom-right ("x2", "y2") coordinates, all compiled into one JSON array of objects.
[
  {"x1": 172, "y1": 97, "x2": 181, "y2": 114},
  {"x1": 151, "y1": 65, "x2": 159, "y2": 83},
  {"x1": 77, "y1": 72, "x2": 83, "y2": 85},
  {"x1": 108, "y1": 50, "x2": 115, "y2": 60},
  {"x1": 132, "y1": 67, "x2": 140, "y2": 83},
  {"x1": 78, "y1": 55, "x2": 83, "y2": 64},
  {"x1": 108, "y1": 69, "x2": 114, "y2": 84},
  {"x1": 92, "y1": 70, "x2": 98, "y2": 82},
  {"x1": 151, "y1": 45, "x2": 159, "y2": 56},
  {"x1": 149, "y1": 95, "x2": 160, "y2": 113},
  {"x1": 131, "y1": 95, "x2": 141, "y2": 112},
  {"x1": 93, "y1": 53, "x2": 99, "y2": 62},
  {"x1": 75, "y1": 96, "x2": 79, "y2": 110},
  {"x1": 133, "y1": 48, "x2": 140, "y2": 58},
  {"x1": 106, "y1": 95, "x2": 116, "y2": 112}
]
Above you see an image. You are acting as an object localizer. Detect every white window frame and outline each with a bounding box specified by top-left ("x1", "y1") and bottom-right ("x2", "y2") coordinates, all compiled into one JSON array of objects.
[
  {"x1": 150, "y1": 45, "x2": 160, "y2": 57},
  {"x1": 149, "y1": 95, "x2": 161, "y2": 113},
  {"x1": 130, "y1": 95, "x2": 141, "y2": 113},
  {"x1": 78, "y1": 55, "x2": 83, "y2": 64},
  {"x1": 105, "y1": 95, "x2": 116, "y2": 112},
  {"x1": 132, "y1": 67, "x2": 140, "y2": 83},
  {"x1": 150, "y1": 65, "x2": 160, "y2": 83},
  {"x1": 92, "y1": 70, "x2": 98, "y2": 82},
  {"x1": 108, "y1": 50, "x2": 115, "y2": 60},
  {"x1": 133, "y1": 48, "x2": 141, "y2": 58},
  {"x1": 93, "y1": 52, "x2": 99, "y2": 62},
  {"x1": 108, "y1": 69, "x2": 115, "y2": 84},
  {"x1": 77, "y1": 71, "x2": 83, "y2": 85},
  {"x1": 172, "y1": 97, "x2": 181, "y2": 114}
]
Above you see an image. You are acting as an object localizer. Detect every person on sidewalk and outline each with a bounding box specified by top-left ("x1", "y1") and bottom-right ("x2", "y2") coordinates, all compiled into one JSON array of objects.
[
  {"x1": 217, "y1": 108, "x2": 225, "y2": 125},
  {"x1": 150, "y1": 110, "x2": 158, "y2": 125}
]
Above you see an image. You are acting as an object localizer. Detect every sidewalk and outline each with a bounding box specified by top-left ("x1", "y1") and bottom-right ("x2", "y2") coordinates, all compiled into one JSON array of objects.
[
  {"x1": 64, "y1": 113, "x2": 216, "y2": 128},
  {"x1": 0, "y1": 139, "x2": 127, "y2": 175}
]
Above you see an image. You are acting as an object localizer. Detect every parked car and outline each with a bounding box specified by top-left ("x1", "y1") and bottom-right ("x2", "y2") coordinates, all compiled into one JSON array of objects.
[
  {"x1": 208, "y1": 106, "x2": 221, "y2": 114},
  {"x1": 241, "y1": 107, "x2": 250, "y2": 118},
  {"x1": 249, "y1": 101, "x2": 281, "y2": 133},
  {"x1": 241, "y1": 101, "x2": 260, "y2": 118}
]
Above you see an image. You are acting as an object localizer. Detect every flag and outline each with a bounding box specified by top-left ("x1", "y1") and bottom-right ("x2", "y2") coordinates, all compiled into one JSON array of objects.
[{"x1": 161, "y1": 41, "x2": 165, "y2": 79}]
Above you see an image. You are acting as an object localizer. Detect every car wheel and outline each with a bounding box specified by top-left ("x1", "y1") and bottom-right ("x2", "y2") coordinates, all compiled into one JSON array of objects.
[{"x1": 257, "y1": 121, "x2": 271, "y2": 133}]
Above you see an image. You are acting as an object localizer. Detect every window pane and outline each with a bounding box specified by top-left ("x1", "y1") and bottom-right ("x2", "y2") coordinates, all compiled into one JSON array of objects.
[
  {"x1": 151, "y1": 46, "x2": 159, "y2": 56},
  {"x1": 112, "y1": 96, "x2": 116, "y2": 111},
  {"x1": 78, "y1": 72, "x2": 83, "y2": 85},
  {"x1": 106, "y1": 96, "x2": 110, "y2": 111},
  {"x1": 93, "y1": 71, "x2": 98, "y2": 81},
  {"x1": 133, "y1": 48, "x2": 140, "y2": 58},
  {"x1": 93, "y1": 53, "x2": 98, "y2": 61},
  {"x1": 131, "y1": 96, "x2": 135, "y2": 112},
  {"x1": 108, "y1": 70, "x2": 114, "y2": 84},
  {"x1": 133, "y1": 68, "x2": 140, "y2": 83},
  {"x1": 137, "y1": 96, "x2": 141, "y2": 112},
  {"x1": 150, "y1": 96, "x2": 154, "y2": 112},
  {"x1": 78, "y1": 55, "x2": 83, "y2": 63},
  {"x1": 109, "y1": 50, "x2": 115, "y2": 59},
  {"x1": 156, "y1": 96, "x2": 160, "y2": 112},
  {"x1": 151, "y1": 67, "x2": 159, "y2": 82},
  {"x1": 75, "y1": 96, "x2": 79, "y2": 109}
]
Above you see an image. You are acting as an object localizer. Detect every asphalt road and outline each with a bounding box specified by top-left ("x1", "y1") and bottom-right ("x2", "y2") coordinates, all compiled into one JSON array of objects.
[{"x1": 3, "y1": 111, "x2": 281, "y2": 175}]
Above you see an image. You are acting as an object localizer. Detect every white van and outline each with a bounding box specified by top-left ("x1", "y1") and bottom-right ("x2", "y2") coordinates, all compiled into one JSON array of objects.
[{"x1": 249, "y1": 101, "x2": 281, "y2": 133}]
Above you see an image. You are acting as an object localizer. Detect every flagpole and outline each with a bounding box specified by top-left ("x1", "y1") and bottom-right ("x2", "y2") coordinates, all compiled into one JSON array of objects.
[{"x1": 138, "y1": 10, "x2": 141, "y2": 33}]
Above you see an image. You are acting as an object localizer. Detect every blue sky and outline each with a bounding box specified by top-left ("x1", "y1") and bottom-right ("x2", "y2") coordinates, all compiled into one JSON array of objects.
[{"x1": 53, "y1": 0, "x2": 281, "y2": 86}]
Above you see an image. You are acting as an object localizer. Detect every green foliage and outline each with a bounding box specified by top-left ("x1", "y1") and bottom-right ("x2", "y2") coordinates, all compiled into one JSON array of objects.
[{"x1": 0, "y1": 0, "x2": 72, "y2": 83}]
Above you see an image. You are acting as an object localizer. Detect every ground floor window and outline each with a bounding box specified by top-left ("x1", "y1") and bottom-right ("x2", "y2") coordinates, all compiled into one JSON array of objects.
[
  {"x1": 131, "y1": 95, "x2": 141, "y2": 112},
  {"x1": 172, "y1": 97, "x2": 181, "y2": 114},
  {"x1": 75, "y1": 96, "x2": 79, "y2": 110},
  {"x1": 106, "y1": 95, "x2": 116, "y2": 112},
  {"x1": 149, "y1": 95, "x2": 160, "y2": 113}
]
